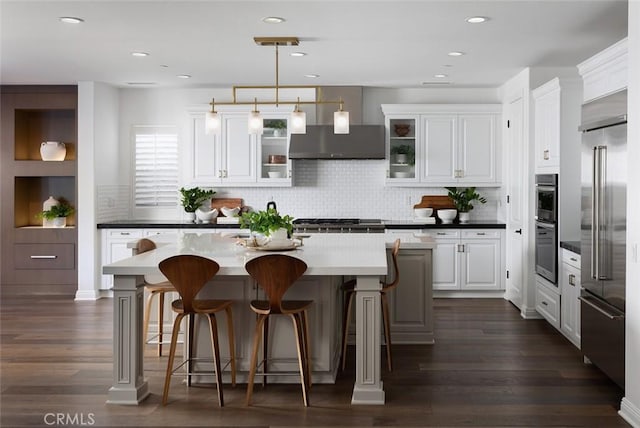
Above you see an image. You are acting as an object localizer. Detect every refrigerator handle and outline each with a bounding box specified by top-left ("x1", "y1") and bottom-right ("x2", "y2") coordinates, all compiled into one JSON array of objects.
[
  {"x1": 598, "y1": 146, "x2": 608, "y2": 280},
  {"x1": 579, "y1": 295, "x2": 624, "y2": 320},
  {"x1": 591, "y1": 147, "x2": 599, "y2": 280}
]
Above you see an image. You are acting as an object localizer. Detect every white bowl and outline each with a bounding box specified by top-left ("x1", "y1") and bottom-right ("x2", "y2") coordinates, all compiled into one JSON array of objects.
[
  {"x1": 220, "y1": 206, "x2": 240, "y2": 217},
  {"x1": 414, "y1": 208, "x2": 433, "y2": 218},
  {"x1": 195, "y1": 208, "x2": 218, "y2": 223},
  {"x1": 392, "y1": 171, "x2": 411, "y2": 178},
  {"x1": 437, "y1": 209, "x2": 457, "y2": 224},
  {"x1": 268, "y1": 171, "x2": 284, "y2": 178}
]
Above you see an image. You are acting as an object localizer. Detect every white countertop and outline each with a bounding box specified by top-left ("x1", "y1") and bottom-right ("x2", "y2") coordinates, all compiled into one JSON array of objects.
[{"x1": 103, "y1": 231, "x2": 435, "y2": 277}]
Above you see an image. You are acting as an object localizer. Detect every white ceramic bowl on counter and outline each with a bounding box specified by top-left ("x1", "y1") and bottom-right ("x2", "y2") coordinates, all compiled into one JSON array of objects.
[
  {"x1": 413, "y1": 208, "x2": 433, "y2": 218},
  {"x1": 437, "y1": 209, "x2": 457, "y2": 224},
  {"x1": 220, "y1": 206, "x2": 240, "y2": 218}
]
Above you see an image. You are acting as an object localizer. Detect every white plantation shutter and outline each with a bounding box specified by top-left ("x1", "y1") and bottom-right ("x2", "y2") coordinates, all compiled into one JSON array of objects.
[{"x1": 133, "y1": 126, "x2": 179, "y2": 207}]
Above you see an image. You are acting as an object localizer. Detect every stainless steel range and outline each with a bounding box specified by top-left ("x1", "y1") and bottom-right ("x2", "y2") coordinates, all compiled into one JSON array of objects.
[{"x1": 292, "y1": 218, "x2": 385, "y2": 233}]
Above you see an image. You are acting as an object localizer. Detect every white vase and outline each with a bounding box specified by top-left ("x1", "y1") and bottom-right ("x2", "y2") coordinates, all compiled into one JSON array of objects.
[
  {"x1": 269, "y1": 227, "x2": 288, "y2": 242},
  {"x1": 40, "y1": 141, "x2": 66, "y2": 161},
  {"x1": 51, "y1": 217, "x2": 67, "y2": 228},
  {"x1": 184, "y1": 212, "x2": 196, "y2": 223},
  {"x1": 273, "y1": 129, "x2": 284, "y2": 137},
  {"x1": 42, "y1": 196, "x2": 59, "y2": 227},
  {"x1": 395, "y1": 153, "x2": 408, "y2": 164},
  {"x1": 459, "y1": 212, "x2": 470, "y2": 223}
]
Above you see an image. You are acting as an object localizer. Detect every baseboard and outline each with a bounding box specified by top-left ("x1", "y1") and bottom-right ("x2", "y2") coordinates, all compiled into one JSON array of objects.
[
  {"x1": 74, "y1": 289, "x2": 101, "y2": 300},
  {"x1": 620, "y1": 397, "x2": 640, "y2": 428},
  {"x1": 520, "y1": 305, "x2": 543, "y2": 319},
  {"x1": 433, "y1": 290, "x2": 506, "y2": 298}
]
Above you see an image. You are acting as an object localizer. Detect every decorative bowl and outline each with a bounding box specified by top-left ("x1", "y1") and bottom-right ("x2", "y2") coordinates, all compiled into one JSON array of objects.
[
  {"x1": 268, "y1": 171, "x2": 284, "y2": 178},
  {"x1": 437, "y1": 209, "x2": 457, "y2": 224},
  {"x1": 394, "y1": 124, "x2": 410, "y2": 137},
  {"x1": 268, "y1": 155, "x2": 287, "y2": 164},
  {"x1": 414, "y1": 208, "x2": 433, "y2": 218},
  {"x1": 392, "y1": 171, "x2": 411, "y2": 178},
  {"x1": 195, "y1": 208, "x2": 218, "y2": 223},
  {"x1": 220, "y1": 206, "x2": 240, "y2": 217}
]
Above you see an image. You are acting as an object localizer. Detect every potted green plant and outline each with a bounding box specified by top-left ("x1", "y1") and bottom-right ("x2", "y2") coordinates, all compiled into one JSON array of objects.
[
  {"x1": 445, "y1": 187, "x2": 487, "y2": 223},
  {"x1": 179, "y1": 187, "x2": 216, "y2": 222},
  {"x1": 264, "y1": 119, "x2": 287, "y2": 137},
  {"x1": 38, "y1": 199, "x2": 75, "y2": 228},
  {"x1": 240, "y1": 208, "x2": 293, "y2": 243},
  {"x1": 390, "y1": 144, "x2": 415, "y2": 166}
]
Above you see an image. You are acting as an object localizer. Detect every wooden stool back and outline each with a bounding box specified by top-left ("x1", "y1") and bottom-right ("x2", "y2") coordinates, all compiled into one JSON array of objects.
[
  {"x1": 244, "y1": 254, "x2": 308, "y2": 313},
  {"x1": 159, "y1": 255, "x2": 220, "y2": 313},
  {"x1": 382, "y1": 238, "x2": 401, "y2": 293},
  {"x1": 136, "y1": 237, "x2": 156, "y2": 254}
]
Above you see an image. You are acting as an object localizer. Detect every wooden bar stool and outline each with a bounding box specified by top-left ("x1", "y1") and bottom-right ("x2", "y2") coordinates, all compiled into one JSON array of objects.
[
  {"x1": 136, "y1": 238, "x2": 176, "y2": 356},
  {"x1": 244, "y1": 254, "x2": 312, "y2": 407},
  {"x1": 341, "y1": 238, "x2": 401, "y2": 372},
  {"x1": 158, "y1": 254, "x2": 236, "y2": 406}
]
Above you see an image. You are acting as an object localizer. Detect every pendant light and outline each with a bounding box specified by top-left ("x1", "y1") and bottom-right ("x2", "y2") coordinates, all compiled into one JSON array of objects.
[
  {"x1": 290, "y1": 97, "x2": 306, "y2": 134},
  {"x1": 248, "y1": 98, "x2": 263, "y2": 135},
  {"x1": 334, "y1": 99, "x2": 349, "y2": 134},
  {"x1": 205, "y1": 98, "x2": 220, "y2": 134}
]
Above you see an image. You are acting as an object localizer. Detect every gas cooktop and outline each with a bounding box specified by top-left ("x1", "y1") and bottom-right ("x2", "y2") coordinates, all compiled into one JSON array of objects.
[
  {"x1": 292, "y1": 218, "x2": 384, "y2": 233},
  {"x1": 293, "y1": 218, "x2": 382, "y2": 225}
]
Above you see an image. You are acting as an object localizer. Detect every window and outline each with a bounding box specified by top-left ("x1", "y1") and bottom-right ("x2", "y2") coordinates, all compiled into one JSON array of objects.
[{"x1": 133, "y1": 126, "x2": 179, "y2": 208}]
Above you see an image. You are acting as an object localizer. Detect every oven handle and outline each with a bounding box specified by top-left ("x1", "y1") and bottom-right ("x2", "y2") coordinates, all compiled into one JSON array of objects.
[
  {"x1": 535, "y1": 221, "x2": 555, "y2": 229},
  {"x1": 535, "y1": 185, "x2": 556, "y2": 192}
]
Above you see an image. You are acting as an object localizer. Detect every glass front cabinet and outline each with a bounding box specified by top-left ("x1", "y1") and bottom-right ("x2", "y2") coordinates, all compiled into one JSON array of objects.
[
  {"x1": 258, "y1": 116, "x2": 292, "y2": 185},
  {"x1": 385, "y1": 115, "x2": 420, "y2": 184}
]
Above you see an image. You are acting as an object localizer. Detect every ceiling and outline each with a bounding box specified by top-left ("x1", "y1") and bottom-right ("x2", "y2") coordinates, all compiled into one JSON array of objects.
[{"x1": 0, "y1": 0, "x2": 628, "y2": 89}]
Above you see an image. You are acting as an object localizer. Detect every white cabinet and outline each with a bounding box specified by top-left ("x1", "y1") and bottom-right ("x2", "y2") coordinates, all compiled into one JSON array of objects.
[
  {"x1": 425, "y1": 229, "x2": 504, "y2": 291},
  {"x1": 189, "y1": 108, "x2": 292, "y2": 187},
  {"x1": 560, "y1": 249, "x2": 581, "y2": 348},
  {"x1": 100, "y1": 229, "x2": 143, "y2": 289},
  {"x1": 382, "y1": 104, "x2": 501, "y2": 187},
  {"x1": 577, "y1": 38, "x2": 627, "y2": 103},
  {"x1": 535, "y1": 277, "x2": 561, "y2": 329}
]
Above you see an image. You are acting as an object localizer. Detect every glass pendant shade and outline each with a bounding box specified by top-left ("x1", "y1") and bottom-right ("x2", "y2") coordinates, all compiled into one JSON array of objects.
[
  {"x1": 290, "y1": 110, "x2": 306, "y2": 134},
  {"x1": 334, "y1": 110, "x2": 350, "y2": 134},
  {"x1": 248, "y1": 110, "x2": 263, "y2": 135},
  {"x1": 205, "y1": 110, "x2": 220, "y2": 134}
]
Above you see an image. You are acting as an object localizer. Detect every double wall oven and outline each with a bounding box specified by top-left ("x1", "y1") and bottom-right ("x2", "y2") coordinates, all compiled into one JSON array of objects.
[{"x1": 535, "y1": 174, "x2": 558, "y2": 284}]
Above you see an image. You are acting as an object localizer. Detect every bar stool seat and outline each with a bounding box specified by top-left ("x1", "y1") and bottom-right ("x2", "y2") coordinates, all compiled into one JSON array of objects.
[
  {"x1": 244, "y1": 254, "x2": 312, "y2": 407},
  {"x1": 159, "y1": 254, "x2": 236, "y2": 407},
  {"x1": 341, "y1": 238, "x2": 401, "y2": 372}
]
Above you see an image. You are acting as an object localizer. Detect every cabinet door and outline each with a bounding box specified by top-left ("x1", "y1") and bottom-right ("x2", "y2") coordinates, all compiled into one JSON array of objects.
[
  {"x1": 460, "y1": 238, "x2": 502, "y2": 290},
  {"x1": 191, "y1": 115, "x2": 222, "y2": 183},
  {"x1": 386, "y1": 115, "x2": 419, "y2": 183},
  {"x1": 221, "y1": 114, "x2": 256, "y2": 183},
  {"x1": 458, "y1": 114, "x2": 497, "y2": 183},
  {"x1": 534, "y1": 87, "x2": 560, "y2": 173},
  {"x1": 560, "y1": 262, "x2": 581, "y2": 347},
  {"x1": 431, "y1": 238, "x2": 459, "y2": 290},
  {"x1": 101, "y1": 230, "x2": 143, "y2": 289},
  {"x1": 258, "y1": 116, "x2": 292, "y2": 186},
  {"x1": 421, "y1": 115, "x2": 456, "y2": 183}
]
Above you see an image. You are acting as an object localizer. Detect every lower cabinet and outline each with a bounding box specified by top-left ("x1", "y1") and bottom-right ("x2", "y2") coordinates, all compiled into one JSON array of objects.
[
  {"x1": 426, "y1": 229, "x2": 504, "y2": 291},
  {"x1": 560, "y1": 249, "x2": 581, "y2": 348},
  {"x1": 386, "y1": 248, "x2": 434, "y2": 343},
  {"x1": 535, "y1": 277, "x2": 561, "y2": 329},
  {"x1": 101, "y1": 229, "x2": 144, "y2": 290}
]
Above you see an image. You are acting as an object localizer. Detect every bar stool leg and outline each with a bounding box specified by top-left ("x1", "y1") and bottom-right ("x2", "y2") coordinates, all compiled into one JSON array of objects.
[
  {"x1": 158, "y1": 291, "x2": 165, "y2": 356},
  {"x1": 262, "y1": 316, "x2": 269, "y2": 388},
  {"x1": 301, "y1": 310, "x2": 312, "y2": 388},
  {"x1": 162, "y1": 313, "x2": 185, "y2": 406},
  {"x1": 246, "y1": 314, "x2": 267, "y2": 406},
  {"x1": 143, "y1": 291, "x2": 155, "y2": 351},
  {"x1": 341, "y1": 290, "x2": 354, "y2": 371},
  {"x1": 224, "y1": 306, "x2": 236, "y2": 387},
  {"x1": 206, "y1": 313, "x2": 224, "y2": 407},
  {"x1": 187, "y1": 314, "x2": 195, "y2": 386},
  {"x1": 290, "y1": 313, "x2": 309, "y2": 407},
  {"x1": 381, "y1": 293, "x2": 393, "y2": 372}
]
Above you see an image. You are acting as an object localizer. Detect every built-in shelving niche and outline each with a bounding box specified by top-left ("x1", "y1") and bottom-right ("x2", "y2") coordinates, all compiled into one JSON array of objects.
[
  {"x1": 14, "y1": 177, "x2": 76, "y2": 227},
  {"x1": 14, "y1": 109, "x2": 76, "y2": 160}
]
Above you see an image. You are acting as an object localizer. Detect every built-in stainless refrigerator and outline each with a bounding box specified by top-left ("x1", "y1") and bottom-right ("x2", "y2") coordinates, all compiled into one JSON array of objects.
[{"x1": 579, "y1": 89, "x2": 626, "y2": 389}]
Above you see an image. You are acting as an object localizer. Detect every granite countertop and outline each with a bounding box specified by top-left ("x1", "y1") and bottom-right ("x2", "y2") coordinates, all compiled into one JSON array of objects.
[
  {"x1": 98, "y1": 219, "x2": 506, "y2": 230},
  {"x1": 560, "y1": 241, "x2": 581, "y2": 255}
]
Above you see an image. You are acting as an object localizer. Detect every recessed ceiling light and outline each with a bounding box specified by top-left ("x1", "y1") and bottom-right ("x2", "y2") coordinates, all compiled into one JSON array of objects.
[
  {"x1": 304, "y1": 74, "x2": 319, "y2": 78},
  {"x1": 290, "y1": 52, "x2": 307, "y2": 57},
  {"x1": 422, "y1": 81, "x2": 451, "y2": 85},
  {"x1": 262, "y1": 16, "x2": 285, "y2": 24},
  {"x1": 176, "y1": 74, "x2": 191, "y2": 79},
  {"x1": 131, "y1": 52, "x2": 149, "y2": 57},
  {"x1": 434, "y1": 74, "x2": 448, "y2": 78},
  {"x1": 160, "y1": 64, "x2": 169, "y2": 68},
  {"x1": 127, "y1": 82, "x2": 156, "y2": 86},
  {"x1": 59, "y1": 16, "x2": 84, "y2": 24},
  {"x1": 448, "y1": 51, "x2": 465, "y2": 57},
  {"x1": 466, "y1": 16, "x2": 488, "y2": 23},
  {"x1": 443, "y1": 64, "x2": 453, "y2": 67}
]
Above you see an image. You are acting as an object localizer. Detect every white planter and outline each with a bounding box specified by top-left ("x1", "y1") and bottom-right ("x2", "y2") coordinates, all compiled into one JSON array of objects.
[
  {"x1": 51, "y1": 217, "x2": 67, "y2": 228},
  {"x1": 394, "y1": 153, "x2": 408, "y2": 164},
  {"x1": 459, "y1": 212, "x2": 470, "y2": 223},
  {"x1": 40, "y1": 141, "x2": 66, "y2": 161},
  {"x1": 184, "y1": 212, "x2": 196, "y2": 223},
  {"x1": 269, "y1": 227, "x2": 288, "y2": 242}
]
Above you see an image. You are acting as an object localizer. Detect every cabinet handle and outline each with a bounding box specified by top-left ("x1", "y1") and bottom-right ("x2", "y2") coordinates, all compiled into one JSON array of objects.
[
  {"x1": 541, "y1": 301, "x2": 548, "y2": 306},
  {"x1": 476, "y1": 232, "x2": 486, "y2": 236},
  {"x1": 569, "y1": 274, "x2": 576, "y2": 286},
  {"x1": 120, "y1": 232, "x2": 130, "y2": 236},
  {"x1": 288, "y1": 170, "x2": 292, "y2": 178},
  {"x1": 457, "y1": 244, "x2": 465, "y2": 252},
  {"x1": 570, "y1": 257, "x2": 578, "y2": 262},
  {"x1": 30, "y1": 255, "x2": 57, "y2": 259},
  {"x1": 437, "y1": 232, "x2": 447, "y2": 236},
  {"x1": 543, "y1": 149, "x2": 550, "y2": 160},
  {"x1": 515, "y1": 229, "x2": 522, "y2": 234},
  {"x1": 218, "y1": 170, "x2": 223, "y2": 178},
  {"x1": 224, "y1": 170, "x2": 228, "y2": 178},
  {"x1": 386, "y1": 170, "x2": 390, "y2": 178}
]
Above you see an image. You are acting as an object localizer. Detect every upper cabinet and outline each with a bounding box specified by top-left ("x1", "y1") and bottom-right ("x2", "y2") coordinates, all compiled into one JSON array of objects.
[
  {"x1": 382, "y1": 104, "x2": 501, "y2": 187},
  {"x1": 189, "y1": 107, "x2": 292, "y2": 187},
  {"x1": 533, "y1": 80, "x2": 562, "y2": 173},
  {"x1": 577, "y1": 38, "x2": 627, "y2": 103}
]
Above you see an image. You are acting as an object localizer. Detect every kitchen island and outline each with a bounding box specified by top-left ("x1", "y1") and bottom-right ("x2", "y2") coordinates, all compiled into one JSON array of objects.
[{"x1": 103, "y1": 232, "x2": 435, "y2": 406}]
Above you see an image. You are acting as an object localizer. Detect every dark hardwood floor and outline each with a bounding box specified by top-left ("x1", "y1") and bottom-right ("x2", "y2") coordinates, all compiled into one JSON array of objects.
[{"x1": 0, "y1": 296, "x2": 628, "y2": 427}]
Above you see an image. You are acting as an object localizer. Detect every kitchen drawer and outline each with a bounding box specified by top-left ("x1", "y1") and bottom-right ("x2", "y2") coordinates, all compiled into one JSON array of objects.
[
  {"x1": 14, "y1": 243, "x2": 75, "y2": 270},
  {"x1": 461, "y1": 230, "x2": 501, "y2": 239},
  {"x1": 108, "y1": 230, "x2": 143, "y2": 238},
  {"x1": 536, "y1": 281, "x2": 560, "y2": 329},
  {"x1": 562, "y1": 248, "x2": 581, "y2": 269},
  {"x1": 424, "y1": 230, "x2": 460, "y2": 239}
]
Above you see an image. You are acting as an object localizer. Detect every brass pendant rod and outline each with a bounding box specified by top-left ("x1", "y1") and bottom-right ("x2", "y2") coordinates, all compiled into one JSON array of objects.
[
  {"x1": 211, "y1": 99, "x2": 343, "y2": 106},
  {"x1": 275, "y1": 44, "x2": 279, "y2": 107}
]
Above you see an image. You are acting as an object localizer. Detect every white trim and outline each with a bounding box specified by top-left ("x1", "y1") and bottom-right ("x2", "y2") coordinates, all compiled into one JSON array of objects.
[
  {"x1": 620, "y1": 397, "x2": 640, "y2": 428},
  {"x1": 520, "y1": 306, "x2": 543, "y2": 319},
  {"x1": 74, "y1": 289, "x2": 101, "y2": 300},
  {"x1": 382, "y1": 103, "x2": 501, "y2": 115},
  {"x1": 577, "y1": 38, "x2": 628, "y2": 75}
]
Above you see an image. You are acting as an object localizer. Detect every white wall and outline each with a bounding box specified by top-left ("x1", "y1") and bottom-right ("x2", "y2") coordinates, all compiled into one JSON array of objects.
[
  {"x1": 105, "y1": 86, "x2": 503, "y2": 222},
  {"x1": 620, "y1": 2, "x2": 640, "y2": 426}
]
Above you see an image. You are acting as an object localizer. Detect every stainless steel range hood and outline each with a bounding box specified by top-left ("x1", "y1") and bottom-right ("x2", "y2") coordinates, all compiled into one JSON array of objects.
[
  {"x1": 289, "y1": 125, "x2": 385, "y2": 159},
  {"x1": 288, "y1": 86, "x2": 385, "y2": 160}
]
